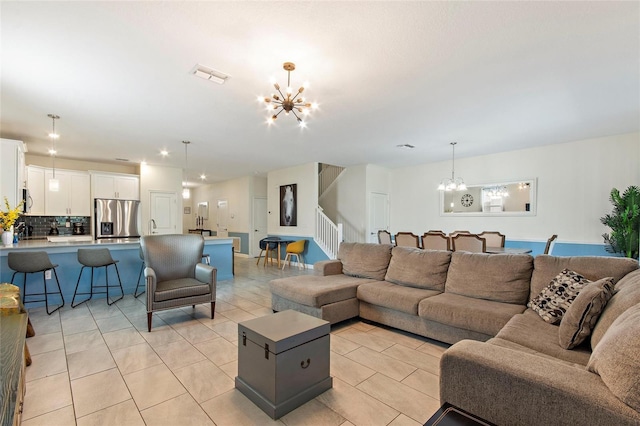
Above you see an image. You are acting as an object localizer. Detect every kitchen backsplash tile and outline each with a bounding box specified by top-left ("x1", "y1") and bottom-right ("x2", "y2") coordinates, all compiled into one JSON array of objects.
[{"x1": 18, "y1": 215, "x2": 90, "y2": 239}]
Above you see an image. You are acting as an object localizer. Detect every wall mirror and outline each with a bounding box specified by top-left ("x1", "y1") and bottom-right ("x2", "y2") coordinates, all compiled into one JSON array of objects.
[
  {"x1": 440, "y1": 179, "x2": 537, "y2": 216},
  {"x1": 197, "y1": 201, "x2": 209, "y2": 219}
]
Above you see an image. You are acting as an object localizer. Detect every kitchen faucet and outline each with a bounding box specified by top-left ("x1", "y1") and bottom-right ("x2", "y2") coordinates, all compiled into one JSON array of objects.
[{"x1": 149, "y1": 219, "x2": 157, "y2": 235}]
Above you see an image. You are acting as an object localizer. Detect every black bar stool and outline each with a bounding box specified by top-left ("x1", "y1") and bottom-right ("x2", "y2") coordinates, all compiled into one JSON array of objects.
[
  {"x1": 8, "y1": 251, "x2": 65, "y2": 315},
  {"x1": 71, "y1": 248, "x2": 124, "y2": 307},
  {"x1": 134, "y1": 246, "x2": 145, "y2": 298}
]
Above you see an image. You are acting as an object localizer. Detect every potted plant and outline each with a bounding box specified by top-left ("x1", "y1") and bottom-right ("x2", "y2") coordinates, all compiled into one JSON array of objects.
[
  {"x1": 0, "y1": 197, "x2": 24, "y2": 246},
  {"x1": 601, "y1": 186, "x2": 640, "y2": 259}
]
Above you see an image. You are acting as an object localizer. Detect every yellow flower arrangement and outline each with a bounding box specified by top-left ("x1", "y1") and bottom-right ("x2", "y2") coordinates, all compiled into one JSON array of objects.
[{"x1": 0, "y1": 197, "x2": 24, "y2": 232}]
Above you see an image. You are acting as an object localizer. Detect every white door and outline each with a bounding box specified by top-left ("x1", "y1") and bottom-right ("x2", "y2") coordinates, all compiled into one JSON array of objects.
[
  {"x1": 252, "y1": 197, "x2": 268, "y2": 257},
  {"x1": 368, "y1": 192, "x2": 389, "y2": 243},
  {"x1": 217, "y1": 199, "x2": 228, "y2": 237},
  {"x1": 150, "y1": 191, "x2": 177, "y2": 235}
]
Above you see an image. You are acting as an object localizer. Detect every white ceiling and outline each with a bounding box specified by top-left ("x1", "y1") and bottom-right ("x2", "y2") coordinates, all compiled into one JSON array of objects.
[{"x1": 1, "y1": 1, "x2": 638, "y2": 183}]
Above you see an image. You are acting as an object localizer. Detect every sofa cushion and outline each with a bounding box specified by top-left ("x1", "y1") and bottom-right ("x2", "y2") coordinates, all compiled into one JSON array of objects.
[
  {"x1": 529, "y1": 255, "x2": 638, "y2": 302},
  {"x1": 418, "y1": 293, "x2": 526, "y2": 336},
  {"x1": 558, "y1": 277, "x2": 614, "y2": 349},
  {"x1": 528, "y1": 269, "x2": 591, "y2": 324},
  {"x1": 444, "y1": 252, "x2": 533, "y2": 304},
  {"x1": 591, "y1": 269, "x2": 640, "y2": 349},
  {"x1": 588, "y1": 303, "x2": 640, "y2": 411},
  {"x1": 495, "y1": 309, "x2": 592, "y2": 365},
  {"x1": 338, "y1": 242, "x2": 393, "y2": 281},
  {"x1": 269, "y1": 274, "x2": 374, "y2": 308},
  {"x1": 384, "y1": 247, "x2": 451, "y2": 291},
  {"x1": 357, "y1": 281, "x2": 440, "y2": 315}
]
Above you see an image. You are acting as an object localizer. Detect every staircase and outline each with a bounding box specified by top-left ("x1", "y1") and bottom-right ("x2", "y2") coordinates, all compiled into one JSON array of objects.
[
  {"x1": 318, "y1": 164, "x2": 345, "y2": 198},
  {"x1": 315, "y1": 206, "x2": 343, "y2": 259}
]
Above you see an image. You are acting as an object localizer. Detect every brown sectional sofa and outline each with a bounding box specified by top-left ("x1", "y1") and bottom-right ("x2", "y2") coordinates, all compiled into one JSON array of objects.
[{"x1": 269, "y1": 242, "x2": 640, "y2": 425}]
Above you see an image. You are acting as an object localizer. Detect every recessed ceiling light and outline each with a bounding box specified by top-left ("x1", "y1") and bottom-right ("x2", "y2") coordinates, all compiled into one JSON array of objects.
[
  {"x1": 191, "y1": 64, "x2": 230, "y2": 85},
  {"x1": 396, "y1": 144, "x2": 415, "y2": 149},
  {"x1": 160, "y1": 149, "x2": 169, "y2": 157}
]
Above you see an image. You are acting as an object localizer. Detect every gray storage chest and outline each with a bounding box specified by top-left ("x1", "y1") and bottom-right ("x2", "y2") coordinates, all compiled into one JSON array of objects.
[{"x1": 235, "y1": 310, "x2": 332, "y2": 419}]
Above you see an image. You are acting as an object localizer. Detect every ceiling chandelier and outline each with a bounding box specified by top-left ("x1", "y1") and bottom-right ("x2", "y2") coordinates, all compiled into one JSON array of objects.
[
  {"x1": 47, "y1": 114, "x2": 60, "y2": 192},
  {"x1": 437, "y1": 142, "x2": 467, "y2": 191},
  {"x1": 484, "y1": 186, "x2": 510, "y2": 198},
  {"x1": 262, "y1": 62, "x2": 317, "y2": 128},
  {"x1": 182, "y1": 140, "x2": 190, "y2": 199}
]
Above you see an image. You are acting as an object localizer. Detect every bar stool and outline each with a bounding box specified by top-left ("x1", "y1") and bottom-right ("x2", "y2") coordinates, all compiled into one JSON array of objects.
[
  {"x1": 71, "y1": 248, "x2": 124, "y2": 307},
  {"x1": 134, "y1": 247, "x2": 145, "y2": 298},
  {"x1": 8, "y1": 251, "x2": 65, "y2": 315}
]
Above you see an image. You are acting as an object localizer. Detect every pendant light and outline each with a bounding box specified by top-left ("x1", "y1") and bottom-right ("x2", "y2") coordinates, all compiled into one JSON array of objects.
[
  {"x1": 437, "y1": 142, "x2": 467, "y2": 191},
  {"x1": 182, "y1": 140, "x2": 191, "y2": 199},
  {"x1": 47, "y1": 114, "x2": 60, "y2": 192}
]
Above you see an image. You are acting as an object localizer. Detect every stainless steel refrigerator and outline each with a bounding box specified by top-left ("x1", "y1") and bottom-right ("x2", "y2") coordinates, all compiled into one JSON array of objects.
[{"x1": 94, "y1": 198, "x2": 140, "y2": 239}]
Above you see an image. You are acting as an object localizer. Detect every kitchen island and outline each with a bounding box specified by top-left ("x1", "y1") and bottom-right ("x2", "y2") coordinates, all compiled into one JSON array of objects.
[{"x1": 0, "y1": 236, "x2": 234, "y2": 309}]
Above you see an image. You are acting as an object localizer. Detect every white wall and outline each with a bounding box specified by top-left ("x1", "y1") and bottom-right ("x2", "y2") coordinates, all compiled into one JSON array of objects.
[
  {"x1": 268, "y1": 163, "x2": 317, "y2": 236},
  {"x1": 390, "y1": 132, "x2": 640, "y2": 244},
  {"x1": 191, "y1": 176, "x2": 252, "y2": 234},
  {"x1": 139, "y1": 164, "x2": 182, "y2": 235}
]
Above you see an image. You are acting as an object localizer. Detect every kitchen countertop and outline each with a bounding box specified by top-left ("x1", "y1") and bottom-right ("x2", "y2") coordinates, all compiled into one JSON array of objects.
[{"x1": 0, "y1": 235, "x2": 234, "y2": 255}]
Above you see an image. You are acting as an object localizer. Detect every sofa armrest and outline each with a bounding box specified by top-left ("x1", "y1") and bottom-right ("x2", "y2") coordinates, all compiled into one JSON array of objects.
[
  {"x1": 195, "y1": 263, "x2": 217, "y2": 295},
  {"x1": 314, "y1": 259, "x2": 343, "y2": 276},
  {"x1": 440, "y1": 340, "x2": 640, "y2": 426}
]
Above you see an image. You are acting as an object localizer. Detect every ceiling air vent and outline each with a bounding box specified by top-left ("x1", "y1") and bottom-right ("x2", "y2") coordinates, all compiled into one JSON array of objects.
[{"x1": 191, "y1": 64, "x2": 230, "y2": 85}]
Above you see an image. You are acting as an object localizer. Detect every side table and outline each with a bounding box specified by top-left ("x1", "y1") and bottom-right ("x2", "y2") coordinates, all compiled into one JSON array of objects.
[{"x1": 235, "y1": 310, "x2": 332, "y2": 419}]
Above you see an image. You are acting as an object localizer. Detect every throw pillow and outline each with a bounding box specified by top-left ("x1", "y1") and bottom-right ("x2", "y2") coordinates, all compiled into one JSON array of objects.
[
  {"x1": 528, "y1": 269, "x2": 591, "y2": 324},
  {"x1": 587, "y1": 303, "x2": 640, "y2": 411},
  {"x1": 558, "y1": 277, "x2": 614, "y2": 349}
]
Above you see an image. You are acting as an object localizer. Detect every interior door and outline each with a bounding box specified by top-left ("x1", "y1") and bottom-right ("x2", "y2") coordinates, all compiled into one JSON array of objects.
[
  {"x1": 252, "y1": 197, "x2": 268, "y2": 257},
  {"x1": 150, "y1": 191, "x2": 177, "y2": 235},
  {"x1": 217, "y1": 199, "x2": 228, "y2": 237},
  {"x1": 368, "y1": 192, "x2": 389, "y2": 243}
]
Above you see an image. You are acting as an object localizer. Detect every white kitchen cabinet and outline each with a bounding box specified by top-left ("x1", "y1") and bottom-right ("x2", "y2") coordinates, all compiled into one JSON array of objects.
[
  {"x1": 0, "y1": 139, "x2": 26, "y2": 209},
  {"x1": 44, "y1": 169, "x2": 90, "y2": 216},
  {"x1": 91, "y1": 172, "x2": 139, "y2": 200},
  {"x1": 26, "y1": 166, "x2": 45, "y2": 215}
]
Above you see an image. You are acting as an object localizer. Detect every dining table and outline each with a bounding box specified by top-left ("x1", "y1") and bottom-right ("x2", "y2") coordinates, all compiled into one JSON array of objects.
[
  {"x1": 263, "y1": 237, "x2": 295, "y2": 268},
  {"x1": 486, "y1": 247, "x2": 532, "y2": 254}
]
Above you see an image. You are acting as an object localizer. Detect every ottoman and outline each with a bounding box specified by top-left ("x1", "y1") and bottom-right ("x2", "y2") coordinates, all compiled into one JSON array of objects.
[
  {"x1": 270, "y1": 274, "x2": 373, "y2": 324},
  {"x1": 235, "y1": 310, "x2": 333, "y2": 419}
]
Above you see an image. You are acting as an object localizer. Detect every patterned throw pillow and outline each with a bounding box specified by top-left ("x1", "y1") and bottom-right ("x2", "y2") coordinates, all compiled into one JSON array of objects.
[
  {"x1": 558, "y1": 277, "x2": 615, "y2": 349},
  {"x1": 528, "y1": 269, "x2": 591, "y2": 324}
]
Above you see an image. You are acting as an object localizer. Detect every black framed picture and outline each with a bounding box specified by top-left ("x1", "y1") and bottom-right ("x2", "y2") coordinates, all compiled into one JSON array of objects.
[{"x1": 280, "y1": 184, "x2": 297, "y2": 226}]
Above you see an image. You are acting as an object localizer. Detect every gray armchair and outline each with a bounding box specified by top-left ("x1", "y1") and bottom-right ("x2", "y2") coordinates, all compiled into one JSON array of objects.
[{"x1": 141, "y1": 234, "x2": 216, "y2": 331}]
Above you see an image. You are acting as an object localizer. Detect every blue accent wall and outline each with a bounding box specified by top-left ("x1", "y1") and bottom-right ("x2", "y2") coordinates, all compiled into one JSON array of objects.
[
  {"x1": 228, "y1": 232, "x2": 249, "y2": 255},
  {"x1": 267, "y1": 235, "x2": 330, "y2": 265},
  {"x1": 505, "y1": 240, "x2": 625, "y2": 257}
]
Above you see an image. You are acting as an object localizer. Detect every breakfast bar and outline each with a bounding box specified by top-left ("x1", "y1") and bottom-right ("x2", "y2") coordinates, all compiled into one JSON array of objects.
[{"x1": 0, "y1": 236, "x2": 234, "y2": 309}]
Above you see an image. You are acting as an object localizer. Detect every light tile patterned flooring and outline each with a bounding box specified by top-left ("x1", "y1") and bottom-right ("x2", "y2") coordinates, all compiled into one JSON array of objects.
[{"x1": 21, "y1": 257, "x2": 448, "y2": 426}]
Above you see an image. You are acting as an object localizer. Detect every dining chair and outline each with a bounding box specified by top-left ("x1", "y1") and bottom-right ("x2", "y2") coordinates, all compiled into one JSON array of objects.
[
  {"x1": 282, "y1": 239, "x2": 307, "y2": 270},
  {"x1": 256, "y1": 237, "x2": 280, "y2": 266},
  {"x1": 452, "y1": 234, "x2": 487, "y2": 253},
  {"x1": 448, "y1": 230, "x2": 471, "y2": 238},
  {"x1": 377, "y1": 230, "x2": 392, "y2": 244},
  {"x1": 422, "y1": 232, "x2": 450, "y2": 251},
  {"x1": 478, "y1": 231, "x2": 506, "y2": 248},
  {"x1": 544, "y1": 234, "x2": 558, "y2": 255},
  {"x1": 395, "y1": 232, "x2": 420, "y2": 248}
]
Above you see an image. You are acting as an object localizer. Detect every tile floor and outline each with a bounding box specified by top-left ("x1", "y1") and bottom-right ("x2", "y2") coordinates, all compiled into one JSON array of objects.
[{"x1": 21, "y1": 257, "x2": 448, "y2": 426}]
